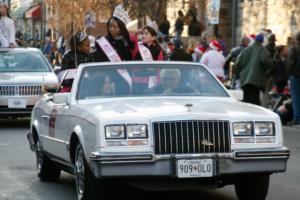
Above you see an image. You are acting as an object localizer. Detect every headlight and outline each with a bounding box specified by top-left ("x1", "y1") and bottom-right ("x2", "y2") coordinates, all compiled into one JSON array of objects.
[
  {"x1": 255, "y1": 122, "x2": 274, "y2": 136},
  {"x1": 105, "y1": 125, "x2": 126, "y2": 139},
  {"x1": 127, "y1": 124, "x2": 148, "y2": 139},
  {"x1": 233, "y1": 122, "x2": 253, "y2": 136}
]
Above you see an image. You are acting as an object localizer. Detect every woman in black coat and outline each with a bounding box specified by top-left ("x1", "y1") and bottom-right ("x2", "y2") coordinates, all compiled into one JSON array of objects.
[
  {"x1": 93, "y1": 17, "x2": 139, "y2": 62},
  {"x1": 273, "y1": 45, "x2": 288, "y2": 93}
]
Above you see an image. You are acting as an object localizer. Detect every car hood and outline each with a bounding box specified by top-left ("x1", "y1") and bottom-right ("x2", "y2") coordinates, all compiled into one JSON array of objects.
[
  {"x1": 81, "y1": 97, "x2": 276, "y2": 121},
  {"x1": 0, "y1": 72, "x2": 58, "y2": 85}
]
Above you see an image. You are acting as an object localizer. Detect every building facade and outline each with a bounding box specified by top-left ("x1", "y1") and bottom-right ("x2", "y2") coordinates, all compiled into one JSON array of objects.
[
  {"x1": 166, "y1": 0, "x2": 299, "y2": 48},
  {"x1": 237, "y1": 0, "x2": 299, "y2": 45}
]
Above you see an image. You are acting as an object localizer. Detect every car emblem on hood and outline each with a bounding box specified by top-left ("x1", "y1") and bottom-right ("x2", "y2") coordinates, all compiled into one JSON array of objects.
[
  {"x1": 201, "y1": 139, "x2": 214, "y2": 146},
  {"x1": 185, "y1": 103, "x2": 193, "y2": 112}
]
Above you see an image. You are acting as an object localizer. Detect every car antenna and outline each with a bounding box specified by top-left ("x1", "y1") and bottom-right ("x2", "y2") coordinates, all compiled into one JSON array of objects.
[{"x1": 73, "y1": 31, "x2": 78, "y2": 68}]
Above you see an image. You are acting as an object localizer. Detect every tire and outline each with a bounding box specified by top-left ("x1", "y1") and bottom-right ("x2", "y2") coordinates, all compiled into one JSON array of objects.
[
  {"x1": 74, "y1": 143, "x2": 107, "y2": 200},
  {"x1": 234, "y1": 174, "x2": 270, "y2": 200},
  {"x1": 36, "y1": 140, "x2": 61, "y2": 181}
]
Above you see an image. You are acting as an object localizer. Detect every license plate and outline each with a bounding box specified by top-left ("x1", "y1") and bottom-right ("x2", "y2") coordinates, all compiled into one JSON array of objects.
[
  {"x1": 8, "y1": 99, "x2": 26, "y2": 108},
  {"x1": 177, "y1": 159, "x2": 213, "y2": 178}
]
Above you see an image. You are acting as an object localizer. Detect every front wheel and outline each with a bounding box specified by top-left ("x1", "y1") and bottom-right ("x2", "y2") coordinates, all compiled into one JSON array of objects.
[
  {"x1": 74, "y1": 143, "x2": 107, "y2": 200},
  {"x1": 234, "y1": 174, "x2": 270, "y2": 200},
  {"x1": 36, "y1": 140, "x2": 61, "y2": 181}
]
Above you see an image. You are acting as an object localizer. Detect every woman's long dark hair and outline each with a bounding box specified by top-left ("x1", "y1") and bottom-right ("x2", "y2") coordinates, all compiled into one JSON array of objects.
[{"x1": 106, "y1": 17, "x2": 134, "y2": 49}]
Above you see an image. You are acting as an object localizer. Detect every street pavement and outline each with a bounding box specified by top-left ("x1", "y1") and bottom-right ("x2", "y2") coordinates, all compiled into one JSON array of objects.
[{"x1": 0, "y1": 119, "x2": 298, "y2": 200}]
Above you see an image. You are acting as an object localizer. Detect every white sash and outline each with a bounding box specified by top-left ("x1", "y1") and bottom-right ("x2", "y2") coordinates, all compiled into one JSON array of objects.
[
  {"x1": 96, "y1": 37, "x2": 122, "y2": 62},
  {"x1": 0, "y1": 19, "x2": 10, "y2": 47},
  {"x1": 137, "y1": 43, "x2": 158, "y2": 87},
  {"x1": 138, "y1": 42, "x2": 153, "y2": 61},
  {"x1": 96, "y1": 37, "x2": 132, "y2": 87}
]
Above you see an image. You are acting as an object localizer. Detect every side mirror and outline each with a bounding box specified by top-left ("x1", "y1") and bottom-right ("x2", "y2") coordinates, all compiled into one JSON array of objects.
[
  {"x1": 44, "y1": 86, "x2": 58, "y2": 93},
  {"x1": 53, "y1": 93, "x2": 69, "y2": 104},
  {"x1": 228, "y1": 89, "x2": 243, "y2": 101}
]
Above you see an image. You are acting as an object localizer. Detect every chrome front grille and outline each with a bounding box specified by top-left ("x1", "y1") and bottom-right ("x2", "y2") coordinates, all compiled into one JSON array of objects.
[
  {"x1": 153, "y1": 120, "x2": 231, "y2": 155},
  {"x1": 0, "y1": 85, "x2": 42, "y2": 96}
]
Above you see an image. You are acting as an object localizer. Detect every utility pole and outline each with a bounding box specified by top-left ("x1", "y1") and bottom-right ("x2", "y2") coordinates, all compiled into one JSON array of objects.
[
  {"x1": 231, "y1": 0, "x2": 238, "y2": 47},
  {"x1": 8, "y1": 0, "x2": 11, "y2": 13},
  {"x1": 41, "y1": 0, "x2": 45, "y2": 41}
]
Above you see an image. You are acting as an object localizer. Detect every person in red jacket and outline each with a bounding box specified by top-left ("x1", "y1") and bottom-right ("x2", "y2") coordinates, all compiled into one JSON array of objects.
[
  {"x1": 135, "y1": 21, "x2": 164, "y2": 61},
  {"x1": 132, "y1": 21, "x2": 165, "y2": 94}
]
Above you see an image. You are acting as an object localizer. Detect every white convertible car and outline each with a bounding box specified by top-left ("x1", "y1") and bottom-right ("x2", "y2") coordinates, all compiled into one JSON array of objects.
[{"x1": 27, "y1": 62, "x2": 290, "y2": 200}]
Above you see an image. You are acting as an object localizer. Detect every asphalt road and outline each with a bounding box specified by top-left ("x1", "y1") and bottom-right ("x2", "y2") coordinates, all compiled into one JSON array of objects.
[{"x1": 0, "y1": 119, "x2": 299, "y2": 200}]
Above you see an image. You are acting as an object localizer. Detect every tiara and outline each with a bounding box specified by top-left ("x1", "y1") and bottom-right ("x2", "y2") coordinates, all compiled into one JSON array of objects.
[
  {"x1": 113, "y1": 4, "x2": 131, "y2": 25},
  {"x1": 146, "y1": 21, "x2": 159, "y2": 33},
  {"x1": 76, "y1": 31, "x2": 88, "y2": 43}
]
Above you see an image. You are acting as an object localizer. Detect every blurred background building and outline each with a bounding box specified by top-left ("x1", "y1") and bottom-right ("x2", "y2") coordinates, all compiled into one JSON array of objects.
[{"x1": 1, "y1": 0, "x2": 299, "y2": 48}]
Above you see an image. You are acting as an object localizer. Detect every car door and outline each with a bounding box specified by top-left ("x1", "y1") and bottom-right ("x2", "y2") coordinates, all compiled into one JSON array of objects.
[
  {"x1": 37, "y1": 95, "x2": 54, "y2": 151},
  {"x1": 51, "y1": 103, "x2": 72, "y2": 162},
  {"x1": 40, "y1": 97, "x2": 69, "y2": 161}
]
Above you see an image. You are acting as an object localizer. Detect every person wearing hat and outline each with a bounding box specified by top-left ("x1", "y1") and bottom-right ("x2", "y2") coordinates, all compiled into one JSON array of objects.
[
  {"x1": 0, "y1": 3, "x2": 16, "y2": 48},
  {"x1": 61, "y1": 31, "x2": 92, "y2": 70},
  {"x1": 199, "y1": 40, "x2": 226, "y2": 82},
  {"x1": 135, "y1": 21, "x2": 164, "y2": 61},
  {"x1": 265, "y1": 33, "x2": 277, "y2": 58},
  {"x1": 131, "y1": 21, "x2": 164, "y2": 93},
  {"x1": 235, "y1": 34, "x2": 274, "y2": 106},
  {"x1": 94, "y1": 4, "x2": 139, "y2": 62},
  {"x1": 224, "y1": 35, "x2": 251, "y2": 89},
  {"x1": 169, "y1": 38, "x2": 193, "y2": 62},
  {"x1": 286, "y1": 31, "x2": 300, "y2": 125}
]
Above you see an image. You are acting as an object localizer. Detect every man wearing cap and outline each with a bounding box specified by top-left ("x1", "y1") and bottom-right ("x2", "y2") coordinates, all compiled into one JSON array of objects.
[
  {"x1": 235, "y1": 34, "x2": 274, "y2": 106},
  {"x1": 224, "y1": 36, "x2": 250, "y2": 88},
  {"x1": 0, "y1": 3, "x2": 16, "y2": 48},
  {"x1": 265, "y1": 33, "x2": 277, "y2": 58}
]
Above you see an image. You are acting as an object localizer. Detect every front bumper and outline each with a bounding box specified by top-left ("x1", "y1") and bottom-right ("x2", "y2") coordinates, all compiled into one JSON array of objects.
[
  {"x1": 89, "y1": 148, "x2": 290, "y2": 178},
  {"x1": 0, "y1": 95, "x2": 40, "y2": 117}
]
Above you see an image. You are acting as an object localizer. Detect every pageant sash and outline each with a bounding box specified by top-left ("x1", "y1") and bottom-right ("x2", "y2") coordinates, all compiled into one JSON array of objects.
[
  {"x1": 138, "y1": 42, "x2": 153, "y2": 61},
  {"x1": 96, "y1": 37, "x2": 132, "y2": 87},
  {"x1": 96, "y1": 37, "x2": 122, "y2": 62},
  {"x1": 137, "y1": 43, "x2": 157, "y2": 87}
]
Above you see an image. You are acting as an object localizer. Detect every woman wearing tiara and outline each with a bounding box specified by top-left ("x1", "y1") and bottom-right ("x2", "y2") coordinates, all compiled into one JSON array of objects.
[
  {"x1": 135, "y1": 21, "x2": 164, "y2": 61},
  {"x1": 0, "y1": 3, "x2": 16, "y2": 48},
  {"x1": 93, "y1": 5, "x2": 139, "y2": 95},
  {"x1": 61, "y1": 31, "x2": 92, "y2": 70},
  {"x1": 94, "y1": 5, "x2": 139, "y2": 62},
  {"x1": 131, "y1": 21, "x2": 164, "y2": 94}
]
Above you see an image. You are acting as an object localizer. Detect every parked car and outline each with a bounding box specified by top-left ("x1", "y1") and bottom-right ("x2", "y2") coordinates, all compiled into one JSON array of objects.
[
  {"x1": 0, "y1": 48, "x2": 58, "y2": 118},
  {"x1": 27, "y1": 62, "x2": 290, "y2": 200}
]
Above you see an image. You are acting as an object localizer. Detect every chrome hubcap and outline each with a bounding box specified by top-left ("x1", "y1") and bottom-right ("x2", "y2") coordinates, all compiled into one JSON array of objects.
[
  {"x1": 75, "y1": 148, "x2": 85, "y2": 198},
  {"x1": 36, "y1": 141, "x2": 43, "y2": 171}
]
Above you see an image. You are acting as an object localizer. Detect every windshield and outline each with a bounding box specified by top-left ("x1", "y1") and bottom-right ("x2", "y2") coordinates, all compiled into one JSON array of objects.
[
  {"x1": 0, "y1": 51, "x2": 51, "y2": 72},
  {"x1": 77, "y1": 64, "x2": 229, "y2": 100}
]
